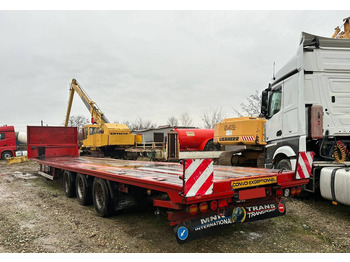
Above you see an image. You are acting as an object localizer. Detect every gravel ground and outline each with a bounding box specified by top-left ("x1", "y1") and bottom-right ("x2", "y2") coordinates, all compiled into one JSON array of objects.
[{"x1": 0, "y1": 160, "x2": 350, "y2": 253}]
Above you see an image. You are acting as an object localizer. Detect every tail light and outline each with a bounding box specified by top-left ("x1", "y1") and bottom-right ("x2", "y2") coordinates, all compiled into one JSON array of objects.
[
  {"x1": 291, "y1": 187, "x2": 296, "y2": 197},
  {"x1": 276, "y1": 189, "x2": 283, "y2": 197},
  {"x1": 210, "y1": 201, "x2": 218, "y2": 211},
  {"x1": 296, "y1": 187, "x2": 302, "y2": 195},
  {"x1": 218, "y1": 199, "x2": 228, "y2": 208},
  {"x1": 199, "y1": 202, "x2": 208, "y2": 213},
  {"x1": 187, "y1": 204, "x2": 198, "y2": 215}
]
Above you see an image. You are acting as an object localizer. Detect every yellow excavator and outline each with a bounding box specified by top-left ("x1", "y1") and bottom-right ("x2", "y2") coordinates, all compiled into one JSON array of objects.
[
  {"x1": 332, "y1": 17, "x2": 350, "y2": 39},
  {"x1": 65, "y1": 79, "x2": 141, "y2": 157},
  {"x1": 214, "y1": 117, "x2": 266, "y2": 167}
]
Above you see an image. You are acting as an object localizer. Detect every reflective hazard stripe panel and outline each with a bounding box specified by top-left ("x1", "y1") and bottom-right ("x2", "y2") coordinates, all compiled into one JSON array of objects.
[
  {"x1": 241, "y1": 136, "x2": 255, "y2": 141},
  {"x1": 296, "y1": 152, "x2": 315, "y2": 179},
  {"x1": 184, "y1": 159, "x2": 213, "y2": 197}
]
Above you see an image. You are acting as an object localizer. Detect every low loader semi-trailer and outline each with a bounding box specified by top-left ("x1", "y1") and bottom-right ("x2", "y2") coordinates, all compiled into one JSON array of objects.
[{"x1": 27, "y1": 126, "x2": 313, "y2": 243}]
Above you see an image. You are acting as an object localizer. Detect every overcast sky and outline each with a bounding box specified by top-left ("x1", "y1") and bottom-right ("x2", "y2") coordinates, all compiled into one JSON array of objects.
[{"x1": 1, "y1": 9, "x2": 349, "y2": 132}]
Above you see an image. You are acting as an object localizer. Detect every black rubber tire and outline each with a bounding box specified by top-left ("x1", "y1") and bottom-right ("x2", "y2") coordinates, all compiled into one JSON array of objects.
[
  {"x1": 76, "y1": 173, "x2": 92, "y2": 206},
  {"x1": 204, "y1": 140, "x2": 218, "y2": 151},
  {"x1": 1, "y1": 151, "x2": 13, "y2": 160},
  {"x1": 63, "y1": 171, "x2": 76, "y2": 198},
  {"x1": 276, "y1": 159, "x2": 292, "y2": 170},
  {"x1": 92, "y1": 178, "x2": 114, "y2": 217},
  {"x1": 257, "y1": 153, "x2": 265, "y2": 168}
]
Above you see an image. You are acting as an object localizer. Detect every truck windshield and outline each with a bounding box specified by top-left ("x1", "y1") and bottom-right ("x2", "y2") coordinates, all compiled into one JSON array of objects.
[{"x1": 268, "y1": 89, "x2": 282, "y2": 118}]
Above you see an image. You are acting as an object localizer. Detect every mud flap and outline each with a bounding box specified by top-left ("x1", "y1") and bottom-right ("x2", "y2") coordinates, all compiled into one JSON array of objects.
[{"x1": 174, "y1": 200, "x2": 286, "y2": 244}]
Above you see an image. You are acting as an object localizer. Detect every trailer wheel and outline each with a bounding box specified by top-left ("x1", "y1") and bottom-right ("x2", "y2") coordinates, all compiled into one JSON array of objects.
[
  {"x1": 1, "y1": 151, "x2": 13, "y2": 160},
  {"x1": 275, "y1": 159, "x2": 292, "y2": 170},
  {"x1": 63, "y1": 171, "x2": 76, "y2": 198},
  {"x1": 92, "y1": 178, "x2": 114, "y2": 217},
  {"x1": 76, "y1": 173, "x2": 92, "y2": 206}
]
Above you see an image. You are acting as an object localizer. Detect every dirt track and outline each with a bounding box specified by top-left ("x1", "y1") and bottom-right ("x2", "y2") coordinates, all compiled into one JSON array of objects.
[{"x1": 0, "y1": 160, "x2": 350, "y2": 253}]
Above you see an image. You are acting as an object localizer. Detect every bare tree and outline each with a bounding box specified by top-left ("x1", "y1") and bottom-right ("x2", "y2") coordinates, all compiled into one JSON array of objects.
[
  {"x1": 200, "y1": 107, "x2": 226, "y2": 129},
  {"x1": 167, "y1": 116, "x2": 179, "y2": 127},
  {"x1": 66, "y1": 115, "x2": 90, "y2": 128},
  {"x1": 232, "y1": 90, "x2": 261, "y2": 117},
  {"x1": 179, "y1": 112, "x2": 193, "y2": 127},
  {"x1": 113, "y1": 119, "x2": 156, "y2": 131},
  {"x1": 66, "y1": 115, "x2": 90, "y2": 140},
  {"x1": 129, "y1": 117, "x2": 156, "y2": 131},
  {"x1": 122, "y1": 120, "x2": 132, "y2": 128}
]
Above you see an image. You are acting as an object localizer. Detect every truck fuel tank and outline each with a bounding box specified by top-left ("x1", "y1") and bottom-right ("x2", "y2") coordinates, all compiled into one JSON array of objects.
[{"x1": 320, "y1": 167, "x2": 350, "y2": 206}]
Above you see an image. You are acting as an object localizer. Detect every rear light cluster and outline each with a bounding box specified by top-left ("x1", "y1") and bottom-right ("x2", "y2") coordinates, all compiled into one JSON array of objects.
[
  {"x1": 199, "y1": 202, "x2": 208, "y2": 213},
  {"x1": 187, "y1": 200, "x2": 219, "y2": 215},
  {"x1": 279, "y1": 186, "x2": 302, "y2": 197}
]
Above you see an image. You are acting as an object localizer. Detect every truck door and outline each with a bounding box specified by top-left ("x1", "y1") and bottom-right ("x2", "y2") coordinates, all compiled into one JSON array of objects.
[
  {"x1": 266, "y1": 86, "x2": 283, "y2": 142},
  {"x1": 281, "y1": 73, "x2": 300, "y2": 140},
  {"x1": 265, "y1": 73, "x2": 302, "y2": 168},
  {"x1": 0, "y1": 132, "x2": 5, "y2": 148}
]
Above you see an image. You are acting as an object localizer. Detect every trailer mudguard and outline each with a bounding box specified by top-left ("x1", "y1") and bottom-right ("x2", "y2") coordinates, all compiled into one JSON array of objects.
[{"x1": 174, "y1": 199, "x2": 286, "y2": 244}]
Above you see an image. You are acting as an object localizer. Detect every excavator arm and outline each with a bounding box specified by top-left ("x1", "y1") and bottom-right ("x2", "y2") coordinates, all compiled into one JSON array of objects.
[
  {"x1": 332, "y1": 17, "x2": 350, "y2": 39},
  {"x1": 64, "y1": 79, "x2": 109, "y2": 126}
]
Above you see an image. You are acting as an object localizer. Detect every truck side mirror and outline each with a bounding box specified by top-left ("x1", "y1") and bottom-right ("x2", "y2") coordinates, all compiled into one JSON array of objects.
[{"x1": 261, "y1": 90, "x2": 268, "y2": 116}]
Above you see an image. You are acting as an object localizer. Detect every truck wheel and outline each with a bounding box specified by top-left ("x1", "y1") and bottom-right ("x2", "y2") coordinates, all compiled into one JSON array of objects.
[
  {"x1": 92, "y1": 178, "x2": 114, "y2": 217},
  {"x1": 276, "y1": 159, "x2": 292, "y2": 170},
  {"x1": 1, "y1": 151, "x2": 13, "y2": 160},
  {"x1": 63, "y1": 171, "x2": 76, "y2": 198},
  {"x1": 76, "y1": 173, "x2": 92, "y2": 206}
]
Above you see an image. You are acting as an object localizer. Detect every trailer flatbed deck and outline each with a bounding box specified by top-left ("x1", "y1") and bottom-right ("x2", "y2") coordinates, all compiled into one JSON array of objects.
[
  {"x1": 36, "y1": 156, "x2": 286, "y2": 183},
  {"x1": 34, "y1": 155, "x2": 297, "y2": 204}
]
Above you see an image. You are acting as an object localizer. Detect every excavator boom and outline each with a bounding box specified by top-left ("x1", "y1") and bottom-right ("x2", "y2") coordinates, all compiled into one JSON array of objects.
[
  {"x1": 332, "y1": 17, "x2": 350, "y2": 39},
  {"x1": 64, "y1": 79, "x2": 109, "y2": 127}
]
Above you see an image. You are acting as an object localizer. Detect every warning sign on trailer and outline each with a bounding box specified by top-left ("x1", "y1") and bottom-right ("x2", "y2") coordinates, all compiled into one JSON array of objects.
[{"x1": 231, "y1": 176, "x2": 277, "y2": 190}]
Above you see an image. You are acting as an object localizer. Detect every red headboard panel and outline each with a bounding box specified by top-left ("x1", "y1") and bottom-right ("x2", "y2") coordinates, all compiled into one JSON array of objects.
[{"x1": 27, "y1": 126, "x2": 79, "y2": 158}]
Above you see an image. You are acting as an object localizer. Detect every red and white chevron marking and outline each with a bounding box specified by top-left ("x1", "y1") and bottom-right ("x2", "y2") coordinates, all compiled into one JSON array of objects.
[
  {"x1": 296, "y1": 152, "x2": 315, "y2": 179},
  {"x1": 184, "y1": 159, "x2": 213, "y2": 197},
  {"x1": 241, "y1": 136, "x2": 255, "y2": 142}
]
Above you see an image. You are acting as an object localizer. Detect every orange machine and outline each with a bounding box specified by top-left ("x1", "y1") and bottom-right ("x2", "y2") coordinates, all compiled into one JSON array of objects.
[
  {"x1": 214, "y1": 117, "x2": 266, "y2": 146},
  {"x1": 214, "y1": 117, "x2": 266, "y2": 167}
]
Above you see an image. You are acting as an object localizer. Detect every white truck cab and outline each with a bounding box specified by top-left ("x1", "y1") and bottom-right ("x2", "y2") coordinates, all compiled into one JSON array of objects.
[{"x1": 261, "y1": 32, "x2": 350, "y2": 205}]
